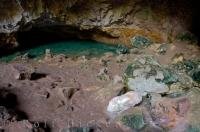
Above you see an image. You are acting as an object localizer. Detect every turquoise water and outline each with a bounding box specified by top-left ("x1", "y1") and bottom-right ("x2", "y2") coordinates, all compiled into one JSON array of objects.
[{"x1": 0, "y1": 40, "x2": 128, "y2": 62}]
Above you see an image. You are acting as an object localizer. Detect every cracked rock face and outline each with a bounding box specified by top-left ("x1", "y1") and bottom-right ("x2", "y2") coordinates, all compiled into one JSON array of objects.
[{"x1": 0, "y1": 0, "x2": 196, "y2": 50}]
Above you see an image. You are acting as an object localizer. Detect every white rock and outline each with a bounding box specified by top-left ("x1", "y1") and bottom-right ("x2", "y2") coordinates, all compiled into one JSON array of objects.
[
  {"x1": 127, "y1": 76, "x2": 169, "y2": 96},
  {"x1": 107, "y1": 91, "x2": 142, "y2": 115},
  {"x1": 44, "y1": 49, "x2": 52, "y2": 60}
]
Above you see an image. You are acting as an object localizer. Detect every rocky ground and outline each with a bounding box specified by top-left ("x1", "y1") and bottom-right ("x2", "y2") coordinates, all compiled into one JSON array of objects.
[{"x1": 0, "y1": 38, "x2": 200, "y2": 132}]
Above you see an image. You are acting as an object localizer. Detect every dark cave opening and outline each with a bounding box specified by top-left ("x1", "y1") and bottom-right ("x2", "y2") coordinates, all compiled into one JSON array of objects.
[
  {"x1": 0, "y1": 26, "x2": 123, "y2": 62},
  {"x1": 16, "y1": 26, "x2": 90, "y2": 51},
  {"x1": 0, "y1": 26, "x2": 98, "y2": 57}
]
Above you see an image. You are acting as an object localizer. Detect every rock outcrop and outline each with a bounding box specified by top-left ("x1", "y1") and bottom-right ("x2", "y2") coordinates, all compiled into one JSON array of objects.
[{"x1": 0, "y1": 0, "x2": 198, "y2": 51}]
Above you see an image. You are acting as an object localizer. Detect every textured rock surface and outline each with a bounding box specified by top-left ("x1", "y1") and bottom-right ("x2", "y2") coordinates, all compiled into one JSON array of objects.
[
  {"x1": 0, "y1": 0, "x2": 197, "y2": 50},
  {"x1": 107, "y1": 91, "x2": 142, "y2": 116}
]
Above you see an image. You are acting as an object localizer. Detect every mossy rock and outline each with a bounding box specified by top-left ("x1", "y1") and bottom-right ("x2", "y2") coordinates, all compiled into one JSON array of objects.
[
  {"x1": 121, "y1": 113, "x2": 145, "y2": 130},
  {"x1": 162, "y1": 68, "x2": 178, "y2": 85},
  {"x1": 131, "y1": 36, "x2": 153, "y2": 48},
  {"x1": 172, "y1": 60, "x2": 200, "y2": 83}
]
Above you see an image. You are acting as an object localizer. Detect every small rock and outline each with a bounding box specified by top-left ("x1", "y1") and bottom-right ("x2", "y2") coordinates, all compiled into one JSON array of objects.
[
  {"x1": 21, "y1": 53, "x2": 29, "y2": 61},
  {"x1": 44, "y1": 49, "x2": 52, "y2": 60},
  {"x1": 116, "y1": 45, "x2": 129, "y2": 54},
  {"x1": 172, "y1": 53, "x2": 184, "y2": 64},
  {"x1": 107, "y1": 91, "x2": 142, "y2": 116},
  {"x1": 156, "y1": 44, "x2": 168, "y2": 55},
  {"x1": 55, "y1": 54, "x2": 66, "y2": 62},
  {"x1": 81, "y1": 56, "x2": 87, "y2": 63},
  {"x1": 131, "y1": 35, "x2": 152, "y2": 48}
]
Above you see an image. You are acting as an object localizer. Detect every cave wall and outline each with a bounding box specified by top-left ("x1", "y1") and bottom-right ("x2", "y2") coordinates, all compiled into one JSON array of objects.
[{"x1": 0, "y1": 0, "x2": 199, "y2": 50}]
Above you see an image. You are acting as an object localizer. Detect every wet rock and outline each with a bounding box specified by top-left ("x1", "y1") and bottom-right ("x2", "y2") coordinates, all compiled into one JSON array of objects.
[
  {"x1": 107, "y1": 91, "x2": 142, "y2": 116},
  {"x1": 121, "y1": 113, "x2": 145, "y2": 130},
  {"x1": 131, "y1": 36, "x2": 152, "y2": 48},
  {"x1": 116, "y1": 45, "x2": 129, "y2": 54}
]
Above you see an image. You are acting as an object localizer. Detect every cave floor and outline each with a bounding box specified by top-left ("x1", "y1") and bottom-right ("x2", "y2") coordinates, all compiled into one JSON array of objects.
[{"x1": 0, "y1": 41, "x2": 200, "y2": 132}]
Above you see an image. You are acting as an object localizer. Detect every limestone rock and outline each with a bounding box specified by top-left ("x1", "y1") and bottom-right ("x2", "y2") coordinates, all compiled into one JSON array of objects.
[
  {"x1": 127, "y1": 77, "x2": 169, "y2": 96},
  {"x1": 107, "y1": 91, "x2": 142, "y2": 116}
]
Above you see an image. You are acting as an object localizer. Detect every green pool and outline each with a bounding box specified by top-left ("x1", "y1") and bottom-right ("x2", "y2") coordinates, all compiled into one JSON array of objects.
[{"x1": 0, "y1": 40, "x2": 128, "y2": 62}]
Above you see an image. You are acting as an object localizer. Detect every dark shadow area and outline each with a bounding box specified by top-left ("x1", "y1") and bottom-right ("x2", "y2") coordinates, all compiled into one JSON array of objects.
[
  {"x1": 0, "y1": 90, "x2": 18, "y2": 109},
  {"x1": 0, "y1": 89, "x2": 28, "y2": 120},
  {"x1": 0, "y1": 25, "x2": 115, "y2": 57},
  {"x1": 190, "y1": 0, "x2": 200, "y2": 42},
  {"x1": 30, "y1": 73, "x2": 47, "y2": 81}
]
